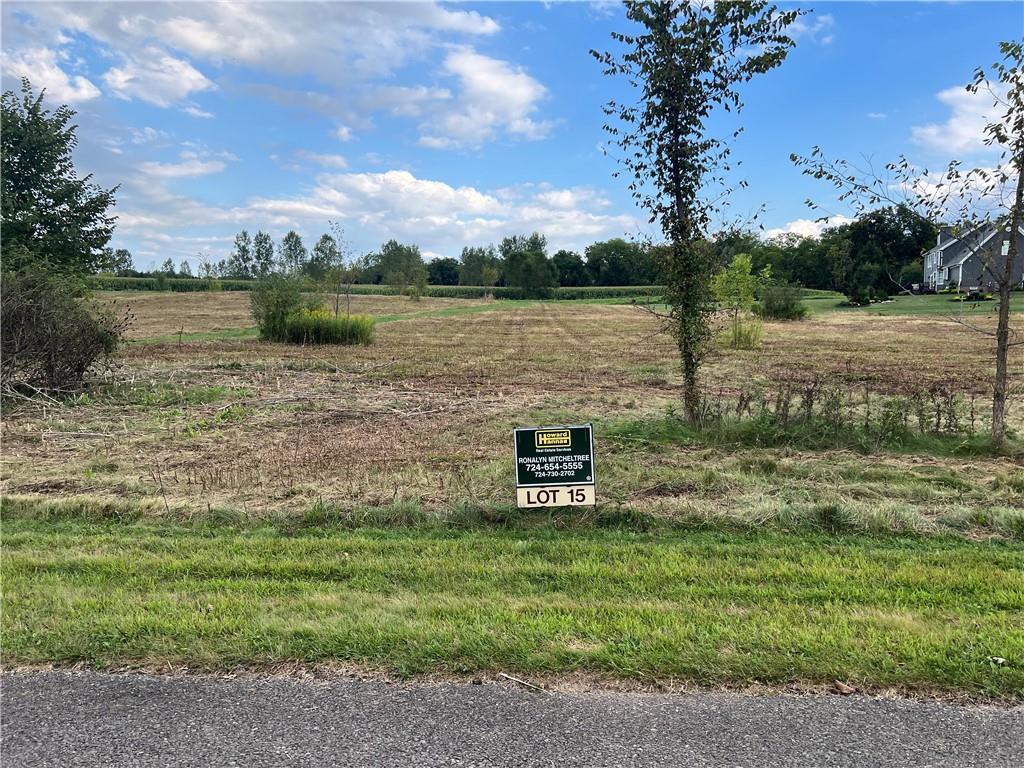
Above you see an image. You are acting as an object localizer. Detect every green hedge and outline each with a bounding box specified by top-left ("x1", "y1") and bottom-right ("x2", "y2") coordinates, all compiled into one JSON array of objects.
[
  {"x1": 279, "y1": 312, "x2": 375, "y2": 345},
  {"x1": 89, "y1": 275, "x2": 665, "y2": 300},
  {"x1": 89, "y1": 276, "x2": 253, "y2": 292}
]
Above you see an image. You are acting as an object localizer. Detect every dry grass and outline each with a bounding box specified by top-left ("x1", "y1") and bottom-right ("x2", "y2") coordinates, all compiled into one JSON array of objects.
[
  {"x1": 3, "y1": 293, "x2": 1022, "y2": 536},
  {"x1": 104, "y1": 291, "x2": 494, "y2": 340}
]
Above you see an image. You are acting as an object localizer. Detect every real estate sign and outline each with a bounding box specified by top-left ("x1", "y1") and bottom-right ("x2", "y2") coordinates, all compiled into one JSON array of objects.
[{"x1": 514, "y1": 424, "x2": 596, "y2": 508}]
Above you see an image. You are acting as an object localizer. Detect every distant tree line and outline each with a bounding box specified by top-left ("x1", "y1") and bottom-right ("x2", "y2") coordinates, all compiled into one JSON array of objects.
[
  {"x1": 104, "y1": 231, "x2": 672, "y2": 298},
  {"x1": 714, "y1": 205, "x2": 937, "y2": 304},
  {"x1": 101, "y1": 204, "x2": 938, "y2": 303}
]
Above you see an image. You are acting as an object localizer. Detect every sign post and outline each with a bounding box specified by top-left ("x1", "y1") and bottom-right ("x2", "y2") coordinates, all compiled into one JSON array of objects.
[{"x1": 513, "y1": 424, "x2": 596, "y2": 508}]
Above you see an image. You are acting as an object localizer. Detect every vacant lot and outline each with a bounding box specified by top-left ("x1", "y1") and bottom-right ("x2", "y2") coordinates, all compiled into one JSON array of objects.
[
  {"x1": 4, "y1": 291, "x2": 1021, "y2": 530},
  {"x1": 2, "y1": 292, "x2": 1023, "y2": 695}
]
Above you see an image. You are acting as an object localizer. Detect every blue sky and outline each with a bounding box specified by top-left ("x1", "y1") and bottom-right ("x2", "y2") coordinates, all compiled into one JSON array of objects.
[{"x1": 2, "y1": 1, "x2": 1020, "y2": 270}]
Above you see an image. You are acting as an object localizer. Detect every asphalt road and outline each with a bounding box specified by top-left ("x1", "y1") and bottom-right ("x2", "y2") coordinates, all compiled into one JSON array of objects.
[{"x1": 3, "y1": 671, "x2": 1021, "y2": 767}]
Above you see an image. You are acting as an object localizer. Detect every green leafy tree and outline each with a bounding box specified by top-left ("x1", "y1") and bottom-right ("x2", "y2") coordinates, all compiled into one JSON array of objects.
[
  {"x1": 593, "y1": 1, "x2": 802, "y2": 420},
  {"x1": 178, "y1": 259, "x2": 193, "y2": 277},
  {"x1": 585, "y1": 238, "x2": 646, "y2": 285},
  {"x1": 711, "y1": 253, "x2": 770, "y2": 347},
  {"x1": 307, "y1": 233, "x2": 341, "y2": 280},
  {"x1": 323, "y1": 223, "x2": 364, "y2": 318},
  {"x1": 791, "y1": 41, "x2": 1023, "y2": 446},
  {"x1": 278, "y1": 231, "x2": 308, "y2": 275},
  {"x1": 367, "y1": 240, "x2": 426, "y2": 289},
  {"x1": 252, "y1": 230, "x2": 275, "y2": 277},
  {"x1": 99, "y1": 247, "x2": 133, "y2": 275},
  {"x1": 197, "y1": 255, "x2": 215, "y2": 279},
  {"x1": 501, "y1": 233, "x2": 556, "y2": 298},
  {"x1": 160, "y1": 258, "x2": 176, "y2": 276},
  {"x1": 1, "y1": 79, "x2": 118, "y2": 275},
  {"x1": 225, "y1": 230, "x2": 254, "y2": 279},
  {"x1": 458, "y1": 245, "x2": 501, "y2": 286},
  {"x1": 427, "y1": 257, "x2": 460, "y2": 285},
  {"x1": 551, "y1": 249, "x2": 590, "y2": 287}
]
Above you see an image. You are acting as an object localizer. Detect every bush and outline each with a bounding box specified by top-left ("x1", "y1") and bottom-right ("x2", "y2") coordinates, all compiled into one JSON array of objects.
[
  {"x1": 250, "y1": 274, "x2": 306, "y2": 341},
  {"x1": 724, "y1": 317, "x2": 763, "y2": 349},
  {"x1": 1, "y1": 270, "x2": 128, "y2": 392},
  {"x1": 755, "y1": 284, "x2": 808, "y2": 320},
  {"x1": 282, "y1": 309, "x2": 375, "y2": 345}
]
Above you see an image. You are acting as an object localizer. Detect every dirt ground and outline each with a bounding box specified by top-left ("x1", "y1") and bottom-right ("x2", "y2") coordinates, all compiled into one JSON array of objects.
[{"x1": 3, "y1": 292, "x2": 1022, "y2": 533}]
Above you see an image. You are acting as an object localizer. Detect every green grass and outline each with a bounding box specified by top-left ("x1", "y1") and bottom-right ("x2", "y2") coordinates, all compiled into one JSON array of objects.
[
  {"x1": 130, "y1": 327, "x2": 259, "y2": 345},
  {"x1": 2, "y1": 517, "x2": 1021, "y2": 697},
  {"x1": 131, "y1": 302, "x2": 539, "y2": 343},
  {"x1": 827, "y1": 292, "x2": 1024, "y2": 316}
]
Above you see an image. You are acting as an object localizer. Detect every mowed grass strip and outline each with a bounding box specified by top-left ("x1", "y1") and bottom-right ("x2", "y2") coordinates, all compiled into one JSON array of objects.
[{"x1": 3, "y1": 520, "x2": 1022, "y2": 698}]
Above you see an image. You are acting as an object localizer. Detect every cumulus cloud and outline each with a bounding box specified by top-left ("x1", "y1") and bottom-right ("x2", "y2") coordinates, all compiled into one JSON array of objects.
[
  {"x1": 2, "y1": 46, "x2": 100, "y2": 102},
  {"x1": 363, "y1": 85, "x2": 452, "y2": 117},
  {"x1": 183, "y1": 104, "x2": 214, "y2": 119},
  {"x1": 763, "y1": 216, "x2": 853, "y2": 240},
  {"x1": 103, "y1": 47, "x2": 214, "y2": 106},
  {"x1": 911, "y1": 84, "x2": 1004, "y2": 156},
  {"x1": 789, "y1": 13, "x2": 835, "y2": 45},
  {"x1": 418, "y1": 49, "x2": 553, "y2": 148},
  {"x1": 140, "y1": 151, "x2": 226, "y2": 178},
  {"x1": 4, "y1": 3, "x2": 547, "y2": 149},
  {"x1": 112, "y1": 167, "x2": 641, "y2": 261},
  {"x1": 295, "y1": 151, "x2": 349, "y2": 170},
  {"x1": 10, "y1": 2, "x2": 499, "y2": 86}
]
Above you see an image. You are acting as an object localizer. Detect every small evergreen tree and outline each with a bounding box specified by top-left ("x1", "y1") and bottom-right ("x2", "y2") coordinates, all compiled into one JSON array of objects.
[{"x1": 593, "y1": 1, "x2": 802, "y2": 420}]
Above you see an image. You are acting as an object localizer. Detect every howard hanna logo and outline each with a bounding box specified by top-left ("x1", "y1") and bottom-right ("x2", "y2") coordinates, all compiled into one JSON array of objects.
[{"x1": 535, "y1": 429, "x2": 572, "y2": 449}]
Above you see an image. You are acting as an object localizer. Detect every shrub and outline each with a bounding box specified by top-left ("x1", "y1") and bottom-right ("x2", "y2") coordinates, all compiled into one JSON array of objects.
[
  {"x1": 250, "y1": 274, "x2": 306, "y2": 341},
  {"x1": 1, "y1": 270, "x2": 128, "y2": 392},
  {"x1": 755, "y1": 284, "x2": 808, "y2": 320},
  {"x1": 726, "y1": 318, "x2": 763, "y2": 349},
  {"x1": 283, "y1": 309, "x2": 374, "y2": 345}
]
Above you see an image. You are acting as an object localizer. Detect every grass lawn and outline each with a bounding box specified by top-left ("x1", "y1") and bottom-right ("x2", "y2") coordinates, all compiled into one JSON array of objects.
[
  {"x1": 3, "y1": 518, "x2": 1022, "y2": 698},
  {"x1": 817, "y1": 292, "x2": 1024, "y2": 316}
]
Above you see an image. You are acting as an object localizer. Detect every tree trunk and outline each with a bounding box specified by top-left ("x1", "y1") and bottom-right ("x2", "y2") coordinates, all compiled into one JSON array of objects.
[{"x1": 992, "y1": 156, "x2": 1024, "y2": 447}]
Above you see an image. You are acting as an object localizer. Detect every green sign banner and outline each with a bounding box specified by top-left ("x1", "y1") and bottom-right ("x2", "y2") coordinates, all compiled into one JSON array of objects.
[{"x1": 513, "y1": 425, "x2": 596, "y2": 507}]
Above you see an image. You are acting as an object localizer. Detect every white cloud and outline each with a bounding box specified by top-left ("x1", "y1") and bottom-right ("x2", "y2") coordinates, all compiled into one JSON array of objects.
[
  {"x1": 363, "y1": 85, "x2": 452, "y2": 117},
  {"x1": 16, "y1": 2, "x2": 499, "y2": 86},
  {"x1": 140, "y1": 151, "x2": 226, "y2": 178},
  {"x1": 418, "y1": 49, "x2": 553, "y2": 149},
  {"x1": 296, "y1": 151, "x2": 349, "y2": 170},
  {"x1": 333, "y1": 125, "x2": 354, "y2": 142},
  {"x1": 790, "y1": 13, "x2": 835, "y2": 45},
  {"x1": 103, "y1": 47, "x2": 214, "y2": 106},
  {"x1": 867, "y1": 112, "x2": 887, "y2": 120},
  {"x1": 130, "y1": 126, "x2": 172, "y2": 145},
  {"x1": 112, "y1": 167, "x2": 641, "y2": 262},
  {"x1": 2, "y1": 46, "x2": 100, "y2": 103},
  {"x1": 911, "y1": 84, "x2": 1004, "y2": 156},
  {"x1": 183, "y1": 104, "x2": 214, "y2": 119},
  {"x1": 763, "y1": 216, "x2": 853, "y2": 240},
  {"x1": 236, "y1": 170, "x2": 638, "y2": 252}
]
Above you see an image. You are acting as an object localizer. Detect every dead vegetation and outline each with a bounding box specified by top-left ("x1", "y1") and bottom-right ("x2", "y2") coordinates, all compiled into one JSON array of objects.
[{"x1": 2, "y1": 293, "x2": 1022, "y2": 537}]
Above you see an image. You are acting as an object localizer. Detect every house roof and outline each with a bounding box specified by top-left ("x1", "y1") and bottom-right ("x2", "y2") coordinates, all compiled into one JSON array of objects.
[{"x1": 925, "y1": 222, "x2": 1024, "y2": 267}]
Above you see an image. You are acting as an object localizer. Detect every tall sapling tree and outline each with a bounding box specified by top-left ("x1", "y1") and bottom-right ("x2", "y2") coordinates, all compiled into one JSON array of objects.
[
  {"x1": 791, "y1": 40, "x2": 1023, "y2": 447},
  {"x1": 592, "y1": 0, "x2": 803, "y2": 420}
]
